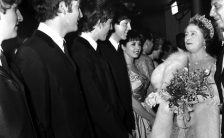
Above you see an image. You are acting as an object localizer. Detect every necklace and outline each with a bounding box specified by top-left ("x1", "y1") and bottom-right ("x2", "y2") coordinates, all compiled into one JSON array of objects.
[{"x1": 188, "y1": 54, "x2": 211, "y2": 70}]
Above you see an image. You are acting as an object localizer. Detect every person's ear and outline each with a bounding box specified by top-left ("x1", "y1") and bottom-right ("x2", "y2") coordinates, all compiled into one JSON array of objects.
[
  {"x1": 95, "y1": 20, "x2": 102, "y2": 29},
  {"x1": 121, "y1": 44, "x2": 125, "y2": 50},
  {"x1": 58, "y1": 1, "x2": 67, "y2": 14}
]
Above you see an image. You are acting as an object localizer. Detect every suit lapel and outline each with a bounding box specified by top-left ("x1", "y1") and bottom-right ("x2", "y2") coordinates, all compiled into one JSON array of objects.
[
  {"x1": 219, "y1": 46, "x2": 224, "y2": 74},
  {"x1": 35, "y1": 30, "x2": 76, "y2": 69},
  {"x1": 1, "y1": 53, "x2": 9, "y2": 72},
  {"x1": 215, "y1": 46, "x2": 224, "y2": 103}
]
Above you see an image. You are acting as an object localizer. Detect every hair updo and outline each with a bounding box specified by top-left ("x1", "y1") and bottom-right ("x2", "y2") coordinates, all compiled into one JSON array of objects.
[{"x1": 188, "y1": 14, "x2": 214, "y2": 46}]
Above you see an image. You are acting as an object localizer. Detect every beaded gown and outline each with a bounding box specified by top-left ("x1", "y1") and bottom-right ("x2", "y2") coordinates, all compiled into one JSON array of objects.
[{"x1": 128, "y1": 67, "x2": 152, "y2": 138}]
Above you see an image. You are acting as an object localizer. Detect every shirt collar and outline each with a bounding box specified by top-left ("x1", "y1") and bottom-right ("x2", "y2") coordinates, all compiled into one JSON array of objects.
[
  {"x1": 0, "y1": 46, "x2": 3, "y2": 53},
  {"x1": 38, "y1": 22, "x2": 64, "y2": 52},
  {"x1": 109, "y1": 37, "x2": 119, "y2": 50},
  {"x1": 222, "y1": 32, "x2": 224, "y2": 46},
  {"x1": 0, "y1": 46, "x2": 3, "y2": 66},
  {"x1": 80, "y1": 32, "x2": 97, "y2": 50}
]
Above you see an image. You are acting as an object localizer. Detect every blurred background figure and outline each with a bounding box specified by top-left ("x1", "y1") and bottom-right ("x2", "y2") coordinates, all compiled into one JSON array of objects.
[
  {"x1": 160, "y1": 40, "x2": 177, "y2": 61},
  {"x1": 176, "y1": 33, "x2": 187, "y2": 52},
  {"x1": 135, "y1": 29, "x2": 155, "y2": 95},
  {"x1": 149, "y1": 36, "x2": 164, "y2": 67},
  {"x1": 141, "y1": 30, "x2": 154, "y2": 56}
]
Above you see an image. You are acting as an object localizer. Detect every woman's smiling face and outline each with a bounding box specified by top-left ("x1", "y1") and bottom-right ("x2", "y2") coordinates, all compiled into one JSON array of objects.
[{"x1": 123, "y1": 40, "x2": 141, "y2": 59}]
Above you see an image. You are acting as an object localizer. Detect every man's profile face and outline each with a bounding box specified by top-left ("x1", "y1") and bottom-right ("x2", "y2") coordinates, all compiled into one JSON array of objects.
[
  {"x1": 210, "y1": 0, "x2": 224, "y2": 29},
  {"x1": 0, "y1": 4, "x2": 23, "y2": 40},
  {"x1": 66, "y1": 0, "x2": 83, "y2": 32},
  {"x1": 114, "y1": 19, "x2": 131, "y2": 41}
]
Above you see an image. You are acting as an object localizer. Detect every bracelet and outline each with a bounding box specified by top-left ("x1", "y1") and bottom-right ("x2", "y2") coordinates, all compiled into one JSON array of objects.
[{"x1": 178, "y1": 126, "x2": 189, "y2": 129}]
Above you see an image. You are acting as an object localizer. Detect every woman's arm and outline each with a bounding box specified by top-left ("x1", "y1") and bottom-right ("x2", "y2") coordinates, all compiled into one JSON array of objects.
[{"x1": 132, "y1": 96, "x2": 156, "y2": 123}]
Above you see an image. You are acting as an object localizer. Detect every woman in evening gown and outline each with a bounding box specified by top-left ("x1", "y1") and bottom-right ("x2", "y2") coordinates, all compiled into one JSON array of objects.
[
  {"x1": 147, "y1": 14, "x2": 220, "y2": 138},
  {"x1": 121, "y1": 30, "x2": 156, "y2": 138}
]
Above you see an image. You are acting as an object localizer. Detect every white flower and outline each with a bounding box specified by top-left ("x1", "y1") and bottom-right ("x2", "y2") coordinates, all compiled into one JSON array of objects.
[
  {"x1": 204, "y1": 69, "x2": 210, "y2": 75},
  {"x1": 145, "y1": 92, "x2": 161, "y2": 107}
]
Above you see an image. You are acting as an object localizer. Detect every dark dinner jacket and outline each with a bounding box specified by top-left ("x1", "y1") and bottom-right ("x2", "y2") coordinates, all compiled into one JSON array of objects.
[
  {"x1": 214, "y1": 45, "x2": 224, "y2": 136},
  {"x1": 70, "y1": 36, "x2": 128, "y2": 138},
  {"x1": 0, "y1": 53, "x2": 36, "y2": 138},
  {"x1": 12, "y1": 30, "x2": 92, "y2": 138},
  {"x1": 98, "y1": 40, "x2": 135, "y2": 133}
]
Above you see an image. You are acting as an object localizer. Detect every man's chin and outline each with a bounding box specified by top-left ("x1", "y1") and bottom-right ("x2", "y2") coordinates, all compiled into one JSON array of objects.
[
  {"x1": 121, "y1": 36, "x2": 127, "y2": 40},
  {"x1": 100, "y1": 37, "x2": 106, "y2": 41},
  {"x1": 7, "y1": 33, "x2": 17, "y2": 40}
]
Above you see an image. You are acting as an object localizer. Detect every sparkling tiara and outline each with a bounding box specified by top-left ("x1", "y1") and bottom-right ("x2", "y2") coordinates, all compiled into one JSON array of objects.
[{"x1": 190, "y1": 14, "x2": 214, "y2": 38}]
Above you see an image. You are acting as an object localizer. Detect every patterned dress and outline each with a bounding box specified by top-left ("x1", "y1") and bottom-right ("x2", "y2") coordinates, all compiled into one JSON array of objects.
[{"x1": 129, "y1": 69, "x2": 152, "y2": 138}]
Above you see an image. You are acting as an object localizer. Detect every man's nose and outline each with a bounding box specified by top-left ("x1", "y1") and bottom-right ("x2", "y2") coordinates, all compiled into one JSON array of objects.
[
  {"x1": 17, "y1": 9, "x2": 23, "y2": 22},
  {"x1": 209, "y1": 7, "x2": 215, "y2": 18}
]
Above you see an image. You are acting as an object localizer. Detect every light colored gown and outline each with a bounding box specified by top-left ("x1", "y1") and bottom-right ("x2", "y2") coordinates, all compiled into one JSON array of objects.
[
  {"x1": 151, "y1": 53, "x2": 220, "y2": 138},
  {"x1": 177, "y1": 57, "x2": 220, "y2": 138},
  {"x1": 129, "y1": 69, "x2": 152, "y2": 138}
]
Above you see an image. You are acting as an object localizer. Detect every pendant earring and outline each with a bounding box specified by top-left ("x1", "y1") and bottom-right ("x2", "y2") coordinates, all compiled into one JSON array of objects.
[{"x1": 203, "y1": 41, "x2": 206, "y2": 49}]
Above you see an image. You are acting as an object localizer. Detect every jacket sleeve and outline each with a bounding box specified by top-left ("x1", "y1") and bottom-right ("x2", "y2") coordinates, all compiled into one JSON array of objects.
[
  {"x1": 12, "y1": 47, "x2": 51, "y2": 136},
  {"x1": 71, "y1": 51, "x2": 128, "y2": 138}
]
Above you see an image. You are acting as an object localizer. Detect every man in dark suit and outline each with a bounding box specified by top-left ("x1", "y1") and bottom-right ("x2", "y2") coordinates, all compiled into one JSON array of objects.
[
  {"x1": 210, "y1": 0, "x2": 224, "y2": 137},
  {"x1": 12, "y1": 0, "x2": 93, "y2": 137},
  {"x1": 98, "y1": 4, "x2": 135, "y2": 135},
  {"x1": 69, "y1": 2, "x2": 129, "y2": 137},
  {"x1": 0, "y1": 0, "x2": 37, "y2": 137}
]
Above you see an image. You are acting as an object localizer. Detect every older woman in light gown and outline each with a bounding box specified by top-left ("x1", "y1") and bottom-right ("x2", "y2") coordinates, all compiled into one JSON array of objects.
[{"x1": 147, "y1": 14, "x2": 220, "y2": 138}]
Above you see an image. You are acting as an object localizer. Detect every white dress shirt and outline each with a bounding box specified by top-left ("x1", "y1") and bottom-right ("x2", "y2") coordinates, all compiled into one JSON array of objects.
[
  {"x1": 38, "y1": 23, "x2": 65, "y2": 53},
  {"x1": 80, "y1": 32, "x2": 98, "y2": 50},
  {"x1": 109, "y1": 37, "x2": 119, "y2": 51}
]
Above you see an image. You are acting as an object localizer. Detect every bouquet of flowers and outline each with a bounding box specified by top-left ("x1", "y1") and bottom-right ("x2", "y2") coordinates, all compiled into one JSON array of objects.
[
  {"x1": 146, "y1": 52, "x2": 213, "y2": 115},
  {"x1": 146, "y1": 52, "x2": 217, "y2": 129},
  {"x1": 157, "y1": 67, "x2": 212, "y2": 114}
]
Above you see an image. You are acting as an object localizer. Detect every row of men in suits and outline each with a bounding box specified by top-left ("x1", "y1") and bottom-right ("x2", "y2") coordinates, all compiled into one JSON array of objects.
[
  {"x1": 0, "y1": 0, "x2": 137, "y2": 137},
  {"x1": 69, "y1": 2, "x2": 134, "y2": 137}
]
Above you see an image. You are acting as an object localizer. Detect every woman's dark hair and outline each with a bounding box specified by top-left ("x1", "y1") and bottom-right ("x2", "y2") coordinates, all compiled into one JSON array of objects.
[
  {"x1": 0, "y1": 0, "x2": 21, "y2": 13},
  {"x1": 32, "y1": 0, "x2": 76, "y2": 22},
  {"x1": 120, "y1": 30, "x2": 142, "y2": 46}
]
